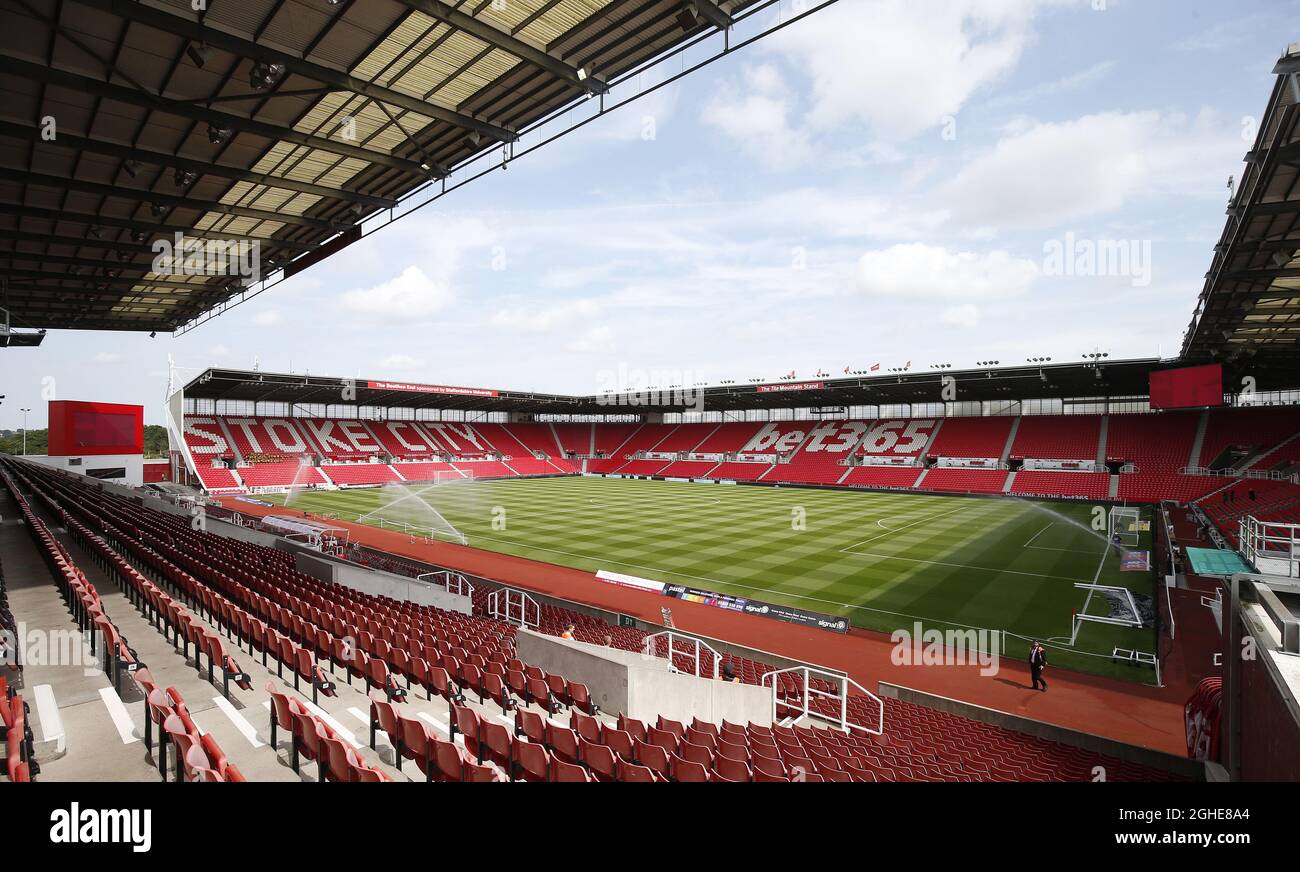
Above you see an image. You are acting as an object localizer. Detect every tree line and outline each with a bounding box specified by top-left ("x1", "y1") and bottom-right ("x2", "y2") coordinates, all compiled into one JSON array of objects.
[{"x1": 0, "y1": 425, "x2": 170, "y2": 458}]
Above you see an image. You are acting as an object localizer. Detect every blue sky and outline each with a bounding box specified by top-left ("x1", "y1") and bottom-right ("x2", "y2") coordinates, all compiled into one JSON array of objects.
[{"x1": 4, "y1": 0, "x2": 1298, "y2": 428}]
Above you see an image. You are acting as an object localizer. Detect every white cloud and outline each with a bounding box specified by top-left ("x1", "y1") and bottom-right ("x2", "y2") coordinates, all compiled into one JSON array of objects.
[
  {"x1": 940, "y1": 110, "x2": 1243, "y2": 231},
  {"x1": 566, "y1": 326, "x2": 616, "y2": 354},
  {"x1": 979, "y1": 59, "x2": 1117, "y2": 110},
  {"x1": 729, "y1": 314, "x2": 813, "y2": 340},
  {"x1": 857, "y1": 243, "x2": 1039, "y2": 298},
  {"x1": 342, "y1": 266, "x2": 455, "y2": 322},
  {"x1": 941, "y1": 303, "x2": 981, "y2": 328},
  {"x1": 705, "y1": 0, "x2": 1046, "y2": 157},
  {"x1": 378, "y1": 354, "x2": 424, "y2": 370},
  {"x1": 253, "y1": 309, "x2": 282, "y2": 327},
  {"x1": 490, "y1": 298, "x2": 603, "y2": 333},
  {"x1": 540, "y1": 262, "x2": 631, "y2": 290},
  {"x1": 92, "y1": 351, "x2": 123, "y2": 364},
  {"x1": 702, "y1": 64, "x2": 811, "y2": 170},
  {"x1": 591, "y1": 83, "x2": 679, "y2": 142}
]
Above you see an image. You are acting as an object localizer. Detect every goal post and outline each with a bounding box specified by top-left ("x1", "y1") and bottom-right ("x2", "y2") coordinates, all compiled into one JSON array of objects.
[{"x1": 1109, "y1": 506, "x2": 1142, "y2": 548}]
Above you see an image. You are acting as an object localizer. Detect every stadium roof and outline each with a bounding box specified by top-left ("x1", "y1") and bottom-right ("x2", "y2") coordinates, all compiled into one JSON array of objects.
[
  {"x1": 0, "y1": 0, "x2": 758, "y2": 333},
  {"x1": 182, "y1": 357, "x2": 1222, "y2": 415},
  {"x1": 1182, "y1": 44, "x2": 1300, "y2": 379}
]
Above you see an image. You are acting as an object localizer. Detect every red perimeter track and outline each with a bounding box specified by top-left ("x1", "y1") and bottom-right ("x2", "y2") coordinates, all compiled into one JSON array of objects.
[{"x1": 219, "y1": 496, "x2": 1203, "y2": 755}]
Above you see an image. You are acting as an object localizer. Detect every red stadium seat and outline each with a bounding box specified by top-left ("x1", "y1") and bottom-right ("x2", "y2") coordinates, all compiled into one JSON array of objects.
[
  {"x1": 545, "y1": 722, "x2": 580, "y2": 765},
  {"x1": 617, "y1": 758, "x2": 662, "y2": 783},
  {"x1": 579, "y1": 737, "x2": 618, "y2": 782},
  {"x1": 516, "y1": 741, "x2": 551, "y2": 783},
  {"x1": 549, "y1": 756, "x2": 593, "y2": 783}
]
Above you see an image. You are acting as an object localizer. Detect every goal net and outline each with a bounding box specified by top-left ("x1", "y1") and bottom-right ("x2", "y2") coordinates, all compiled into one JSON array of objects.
[{"x1": 1109, "y1": 506, "x2": 1142, "y2": 548}]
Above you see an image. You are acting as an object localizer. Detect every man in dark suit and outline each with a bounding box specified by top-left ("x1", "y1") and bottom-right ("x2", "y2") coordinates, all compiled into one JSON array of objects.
[{"x1": 1029, "y1": 641, "x2": 1048, "y2": 692}]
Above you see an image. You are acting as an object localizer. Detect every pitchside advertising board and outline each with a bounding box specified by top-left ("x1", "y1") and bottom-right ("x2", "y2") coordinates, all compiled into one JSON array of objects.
[
  {"x1": 594, "y1": 571, "x2": 848, "y2": 633},
  {"x1": 663, "y1": 584, "x2": 850, "y2": 633},
  {"x1": 1149, "y1": 363, "x2": 1223, "y2": 409}
]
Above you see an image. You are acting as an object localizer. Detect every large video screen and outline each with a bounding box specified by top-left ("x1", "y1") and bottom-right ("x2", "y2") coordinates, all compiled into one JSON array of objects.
[
  {"x1": 1149, "y1": 364, "x2": 1223, "y2": 410},
  {"x1": 46, "y1": 400, "x2": 143, "y2": 456}
]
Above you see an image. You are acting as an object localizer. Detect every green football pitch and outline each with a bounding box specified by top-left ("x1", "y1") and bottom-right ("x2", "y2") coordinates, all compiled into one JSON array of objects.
[{"x1": 263, "y1": 476, "x2": 1159, "y2": 682}]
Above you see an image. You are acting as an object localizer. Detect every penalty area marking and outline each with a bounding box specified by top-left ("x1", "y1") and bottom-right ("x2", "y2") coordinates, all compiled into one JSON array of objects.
[
  {"x1": 1022, "y1": 522, "x2": 1108, "y2": 555},
  {"x1": 840, "y1": 503, "x2": 987, "y2": 554},
  {"x1": 1047, "y1": 542, "x2": 1117, "y2": 646}
]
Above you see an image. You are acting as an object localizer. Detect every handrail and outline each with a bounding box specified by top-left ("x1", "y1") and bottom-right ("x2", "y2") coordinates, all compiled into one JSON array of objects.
[
  {"x1": 417, "y1": 569, "x2": 474, "y2": 599},
  {"x1": 488, "y1": 586, "x2": 539, "y2": 628},
  {"x1": 643, "y1": 630, "x2": 720, "y2": 679},
  {"x1": 760, "y1": 665, "x2": 884, "y2": 735}
]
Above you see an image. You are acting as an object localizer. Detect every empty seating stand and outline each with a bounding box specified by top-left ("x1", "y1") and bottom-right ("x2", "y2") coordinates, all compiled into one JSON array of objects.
[
  {"x1": 921, "y1": 468, "x2": 1006, "y2": 494},
  {"x1": 841, "y1": 466, "x2": 921, "y2": 489},
  {"x1": 659, "y1": 460, "x2": 720, "y2": 478},
  {"x1": 1011, "y1": 471, "x2": 1109, "y2": 500},
  {"x1": 392, "y1": 462, "x2": 464, "y2": 482},
  {"x1": 194, "y1": 466, "x2": 241, "y2": 492},
  {"x1": 322, "y1": 464, "x2": 401, "y2": 486},
  {"x1": 238, "y1": 462, "x2": 328, "y2": 489},
  {"x1": 706, "y1": 462, "x2": 770, "y2": 481},
  {"x1": 927, "y1": 417, "x2": 1013, "y2": 460}
]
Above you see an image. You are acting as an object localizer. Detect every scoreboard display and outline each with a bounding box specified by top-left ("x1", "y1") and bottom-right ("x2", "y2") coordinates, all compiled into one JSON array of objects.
[
  {"x1": 1149, "y1": 364, "x2": 1223, "y2": 410},
  {"x1": 46, "y1": 400, "x2": 144, "y2": 456}
]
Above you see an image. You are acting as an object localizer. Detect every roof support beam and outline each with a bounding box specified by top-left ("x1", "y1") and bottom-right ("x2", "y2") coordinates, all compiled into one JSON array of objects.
[
  {"x1": 1244, "y1": 140, "x2": 1300, "y2": 165},
  {"x1": 1216, "y1": 238, "x2": 1300, "y2": 254},
  {"x1": 395, "y1": 0, "x2": 607, "y2": 94},
  {"x1": 0, "y1": 227, "x2": 157, "y2": 252},
  {"x1": 0, "y1": 54, "x2": 431, "y2": 176},
  {"x1": 1226, "y1": 199, "x2": 1300, "y2": 218},
  {"x1": 0, "y1": 250, "x2": 163, "y2": 273},
  {"x1": 0, "y1": 266, "x2": 239, "y2": 293},
  {"x1": 1, "y1": 123, "x2": 398, "y2": 209},
  {"x1": 1220, "y1": 266, "x2": 1300, "y2": 281},
  {"x1": 2, "y1": 285, "x2": 191, "y2": 306},
  {"x1": 690, "y1": 0, "x2": 734, "y2": 31},
  {"x1": 69, "y1": 0, "x2": 517, "y2": 142},
  {"x1": 0, "y1": 202, "x2": 319, "y2": 250},
  {"x1": 0, "y1": 250, "x2": 266, "y2": 285},
  {"x1": 0, "y1": 168, "x2": 343, "y2": 231}
]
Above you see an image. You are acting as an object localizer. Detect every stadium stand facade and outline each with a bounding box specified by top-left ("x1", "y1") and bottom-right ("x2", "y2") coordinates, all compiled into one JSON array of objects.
[{"x1": 178, "y1": 406, "x2": 1300, "y2": 510}]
